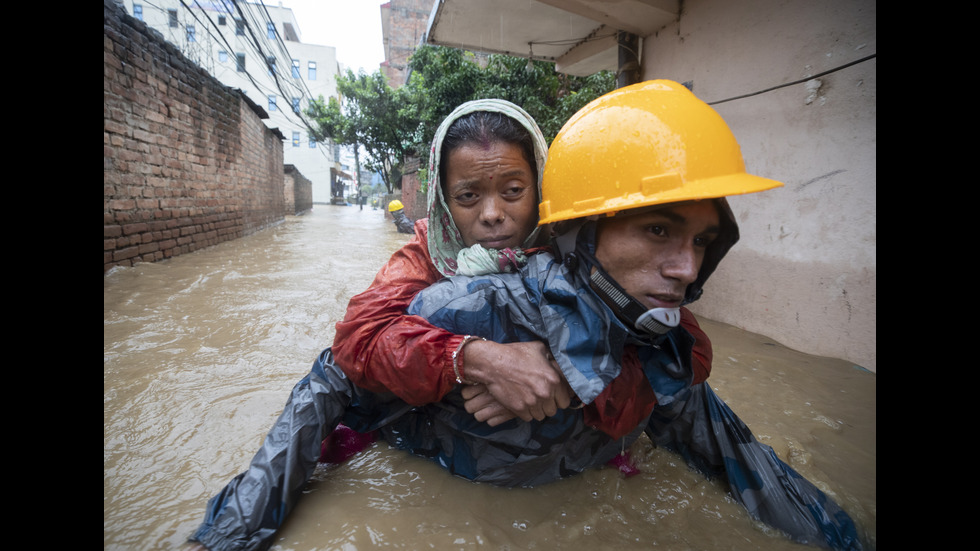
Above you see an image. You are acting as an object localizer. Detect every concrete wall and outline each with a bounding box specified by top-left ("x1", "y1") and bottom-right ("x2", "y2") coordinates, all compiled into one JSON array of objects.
[
  {"x1": 399, "y1": 156, "x2": 428, "y2": 223},
  {"x1": 104, "y1": 0, "x2": 285, "y2": 271},
  {"x1": 639, "y1": 0, "x2": 876, "y2": 370}
]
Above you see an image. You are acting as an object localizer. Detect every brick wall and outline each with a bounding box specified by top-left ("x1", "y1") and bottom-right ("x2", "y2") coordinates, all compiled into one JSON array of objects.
[
  {"x1": 380, "y1": 0, "x2": 433, "y2": 87},
  {"x1": 103, "y1": 0, "x2": 285, "y2": 272},
  {"x1": 284, "y1": 165, "x2": 313, "y2": 215},
  {"x1": 398, "y1": 155, "x2": 427, "y2": 223}
]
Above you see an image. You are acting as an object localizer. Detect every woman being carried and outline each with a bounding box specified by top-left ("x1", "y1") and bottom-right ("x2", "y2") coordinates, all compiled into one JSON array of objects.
[{"x1": 190, "y1": 98, "x2": 714, "y2": 551}]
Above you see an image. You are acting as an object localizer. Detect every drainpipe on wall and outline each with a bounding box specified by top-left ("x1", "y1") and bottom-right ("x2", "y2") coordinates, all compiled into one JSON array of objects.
[{"x1": 617, "y1": 31, "x2": 641, "y2": 88}]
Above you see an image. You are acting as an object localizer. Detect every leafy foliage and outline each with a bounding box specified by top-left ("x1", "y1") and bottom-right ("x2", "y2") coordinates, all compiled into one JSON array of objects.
[
  {"x1": 307, "y1": 45, "x2": 616, "y2": 192},
  {"x1": 402, "y1": 46, "x2": 616, "y2": 158},
  {"x1": 307, "y1": 70, "x2": 414, "y2": 192}
]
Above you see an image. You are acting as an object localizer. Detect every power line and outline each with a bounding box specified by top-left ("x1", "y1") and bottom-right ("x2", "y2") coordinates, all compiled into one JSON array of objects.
[
  {"x1": 228, "y1": 1, "x2": 336, "y2": 153},
  {"x1": 138, "y1": 0, "x2": 339, "y2": 163},
  {"x1": 707, "y1": 53, "x2": 877, "y2": 106}
]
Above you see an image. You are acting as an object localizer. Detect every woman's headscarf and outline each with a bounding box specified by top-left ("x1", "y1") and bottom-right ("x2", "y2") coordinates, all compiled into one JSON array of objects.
[{"x1": 426, "y1": 99, "x2": 549, "y2": 277}]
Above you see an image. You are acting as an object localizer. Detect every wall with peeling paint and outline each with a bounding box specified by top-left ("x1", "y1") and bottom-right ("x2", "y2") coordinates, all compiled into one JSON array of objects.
[{"x1": 640, "y1": 0, "x2": 876, "y2": 370}]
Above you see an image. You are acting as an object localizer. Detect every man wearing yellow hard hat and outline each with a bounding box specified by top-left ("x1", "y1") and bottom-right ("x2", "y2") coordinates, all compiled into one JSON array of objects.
[
  {"x1": 387, "y1": 199, "x2": 414, "y2": 234},
  {"x1": 408, "y1": 81, "x2": 861, "y2": 549}
]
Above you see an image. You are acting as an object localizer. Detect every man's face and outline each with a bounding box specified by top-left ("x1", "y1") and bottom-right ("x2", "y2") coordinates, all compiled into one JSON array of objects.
[
  {"x1": 595, "y1": 201, "x2": 721, "y2": 310},
  {"x1": 444, "y1": 141, "x2": 538, "y2": 249}
]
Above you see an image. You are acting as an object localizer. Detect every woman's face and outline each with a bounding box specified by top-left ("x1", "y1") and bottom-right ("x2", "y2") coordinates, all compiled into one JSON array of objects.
[{"x1": 443, "y1": 141, "x2": 538, "y2": 249}]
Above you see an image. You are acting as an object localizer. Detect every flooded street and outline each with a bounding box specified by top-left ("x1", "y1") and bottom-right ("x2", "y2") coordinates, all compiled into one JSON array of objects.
[{"x1": 104, "y1": 205, "x2": 876, "y2": 550}]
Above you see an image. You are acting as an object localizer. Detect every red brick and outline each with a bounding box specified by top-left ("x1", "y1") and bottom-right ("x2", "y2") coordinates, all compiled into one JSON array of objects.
[{"x1": 104, "y1": 0, "x2": 286, "y2": 273}]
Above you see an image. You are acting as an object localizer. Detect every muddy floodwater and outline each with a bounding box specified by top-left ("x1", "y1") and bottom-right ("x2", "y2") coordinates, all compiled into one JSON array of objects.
[{"x1": 104, "y1": 205, "x2": 876, "y2": 550}]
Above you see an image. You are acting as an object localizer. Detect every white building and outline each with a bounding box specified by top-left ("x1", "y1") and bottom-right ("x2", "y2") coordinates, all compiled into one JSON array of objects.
[{"x1": 123, "y1": 0, "x2": 346, "y2": 203}]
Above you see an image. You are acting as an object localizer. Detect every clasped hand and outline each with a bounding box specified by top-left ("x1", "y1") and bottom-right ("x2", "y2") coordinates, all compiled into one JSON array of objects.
[{"x1": 459, "y1": 340, "x2": 573, "y2": 426}]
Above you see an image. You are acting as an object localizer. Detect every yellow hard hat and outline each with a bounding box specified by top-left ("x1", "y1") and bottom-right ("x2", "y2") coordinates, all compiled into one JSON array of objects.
[
  {"x1": 387, "y1": 199, "x2": 404, "y2": 212},
  {"x1": 538, "y1": 80, "x2": 783, "y2": 225}
]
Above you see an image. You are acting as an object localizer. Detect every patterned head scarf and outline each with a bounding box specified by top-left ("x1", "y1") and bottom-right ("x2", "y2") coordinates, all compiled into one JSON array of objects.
[{"x1": 426, "y1": 99, "x2": 549, "y2": 277}]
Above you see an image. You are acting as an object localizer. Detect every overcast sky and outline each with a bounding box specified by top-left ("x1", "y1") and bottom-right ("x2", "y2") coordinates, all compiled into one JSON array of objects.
[{"x1": 272, "y1": 0, "x2": 387, "y2": 73}]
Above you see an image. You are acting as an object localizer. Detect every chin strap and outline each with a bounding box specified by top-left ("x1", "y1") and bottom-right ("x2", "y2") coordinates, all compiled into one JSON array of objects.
[
  {"x1": 588, "y1": 267, "x2": 680, "y2": 336},
  {"x1": 554, "y1": 219, "x2": 680, "y2": 338}
]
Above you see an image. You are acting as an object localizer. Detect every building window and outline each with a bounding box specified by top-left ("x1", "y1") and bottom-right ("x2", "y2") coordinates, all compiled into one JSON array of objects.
[
  {"x1": 267, "y1": 22, "x2": 276, "y2": 40},
  {"x1": 308, "y1": 61, "x2": 317, "y2": 80},
  {"x1": 267, "y1": 56, "x2": 276, "y2": 75},
  {"x1": 218, "y1": 50, "x2": 228, "y2": 63},
  {"x1": 236, "y1": 53, "x2": 245, "y2": 72},
  {"x1": 168, "y1": 9, "x2": 178, "y2": 28},
  {"x1": 235, "y1": 19, "x2": 244, "y2": 36},
  {"x1": 291, "y1": 59, "x2": 300, "y2": 78},
  {"x1": 217, "y1": 15, "x2": 226, "y2": 26},
  {"x1": 133, "y1": 4, "x2": 143, "y2": 20},
  {"x1": 309, "y1": 135, "x2": 316, "y2": 148},
  {"x1": 292, "y1": 97, "x2": 300, "y2": 113},
  {"x1": 268, "y1": 95, "x2": 277, "y2": 111},
  {"x1": 292, "y1": 132, "x2": 300, "y2": 147},
  {"x1": 187, "y1": 25, "x2": 196, "y2": 42}
]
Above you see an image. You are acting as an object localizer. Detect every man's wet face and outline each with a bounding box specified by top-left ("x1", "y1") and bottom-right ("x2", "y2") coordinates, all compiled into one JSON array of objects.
[{"x1": 594, "y1": 201, "x2": 721, "y2": 310}]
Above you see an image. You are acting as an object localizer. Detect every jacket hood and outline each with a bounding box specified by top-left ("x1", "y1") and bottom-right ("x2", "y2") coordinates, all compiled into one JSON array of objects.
[
  {"x1": 426, "y1": 99, "x2": 549, "y2": 277},
  {"x1": 695, "y1": 198, "x2": 740, "y2": 302}
]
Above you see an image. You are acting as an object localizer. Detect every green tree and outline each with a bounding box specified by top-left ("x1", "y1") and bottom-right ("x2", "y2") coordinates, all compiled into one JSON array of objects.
[
  {"x1": 398, "y1": 46, "x2": 485, "y2": 159},
  {"x1": 401, "y1": 45, "x2": 616, "y2": 165},
  {"x1": 308, "y1": 46, "x2": 616, "y2": 192},
  {"x1": 307, "y1": 70, "x2": 413, "y2": 193},
  {"x1": 306, "y1": 94, "x2": 364, "y2": 193}
]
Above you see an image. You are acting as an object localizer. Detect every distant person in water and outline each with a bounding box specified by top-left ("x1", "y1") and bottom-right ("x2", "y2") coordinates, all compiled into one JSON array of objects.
[
  {"x1": 387, "y1": 200, "x2": 414, "y2": 234},
  {"x1": 358, "y1": 182, "x2": 369, "y2": 210}
]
